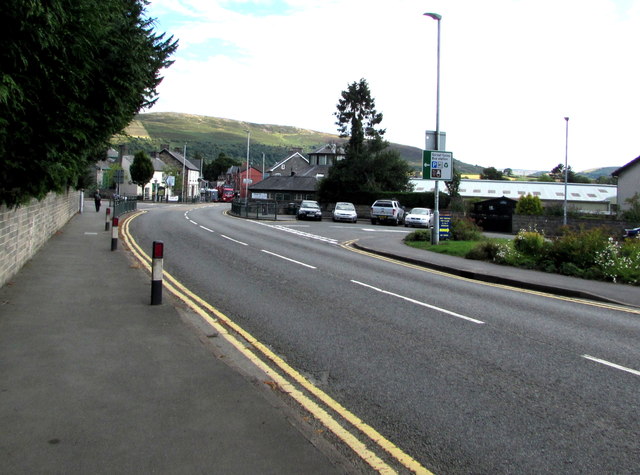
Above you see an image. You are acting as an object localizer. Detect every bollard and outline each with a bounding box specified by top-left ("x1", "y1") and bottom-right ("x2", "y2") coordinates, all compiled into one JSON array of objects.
[
  {"x1": 105, "y1": 207, "x2": 111, "y2": 231},
  {"x1": 111, "y1": 217, "x2": 119, "y2": 251},
  {"x1": 151, "y1": 241, "x2": 164, "y2": 305}
]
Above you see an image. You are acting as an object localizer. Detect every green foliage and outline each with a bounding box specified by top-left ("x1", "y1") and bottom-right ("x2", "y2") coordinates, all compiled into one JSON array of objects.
[
  {"x1": 404, "y1": 230, "x2": 431, "y2": 242},
  {"x1": 129, "y1": 150, "x2": 154, "y2": 187},
  {"x1": 621, "y1": 193, "x2": 640, "y2": 222},
  {"x1": 451, "y1": 217, "x2": 483, "y2": 241},
  {"x1": 319, "y1": 78, "x2": 411, "y2": 201},
  {"x1": 513, "y1": 230, "x2": 547, "y2": 255},
  {"x1": 203, "y1": 153, "x2": 241, "y2": 182},
  {"x1": 516, "y1": 193, "x2": 544, "y2": 215},
  {"x1": 466, "y1": 241, "x2": 505, "y2": 261},
  {"x1": 479, "y1": 167, "x2": 505, "y2": 180},
  {"x1": 0, "y1": 0, "x2": 177, "y2": 207}
]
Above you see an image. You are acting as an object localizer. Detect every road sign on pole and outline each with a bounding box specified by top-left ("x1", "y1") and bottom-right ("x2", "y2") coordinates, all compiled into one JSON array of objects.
[{"x1": 423, "y1": 150, "x2": 452, "y2": 180}]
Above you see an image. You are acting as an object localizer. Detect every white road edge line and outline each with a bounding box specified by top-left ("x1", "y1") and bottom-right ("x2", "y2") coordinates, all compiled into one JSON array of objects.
[
  {"x1": 221, "y1": 235, "x2": 248, "y2": 246},
  {"x1": 582, "y1": 355, "x2": 640, "y2": 377},
  {"x1": 351, "y1": 280, "x2": 485, "y2": 325},
  {"x1": 261, "y1": 250, "x2": 317, "y2": 269},
  {"x1": 189, "y1": 219, "x2": 198, "y2": 225}
]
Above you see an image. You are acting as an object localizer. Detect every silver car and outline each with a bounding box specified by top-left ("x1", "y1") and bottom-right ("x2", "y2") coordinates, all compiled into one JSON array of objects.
[
  {"x1": 332, "y1": 202, "x2": 358, "y2": 223},
  {"x1": 404, "y1": 207, "x2": 433, "y2": 228}
]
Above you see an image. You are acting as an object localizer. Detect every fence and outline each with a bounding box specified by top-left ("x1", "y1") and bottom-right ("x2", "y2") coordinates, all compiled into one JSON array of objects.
[
  {"x1": 231, "y1": 200, "x2": 279, "y2": 220},
  {"x1": 112, "y1": 196, "x2": 137, "y2": 217}
]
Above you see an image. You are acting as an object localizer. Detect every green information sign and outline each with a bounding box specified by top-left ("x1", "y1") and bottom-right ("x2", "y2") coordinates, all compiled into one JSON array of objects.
[{"x1": 422, "y1": 150, "x2": 453, "y2": 180}]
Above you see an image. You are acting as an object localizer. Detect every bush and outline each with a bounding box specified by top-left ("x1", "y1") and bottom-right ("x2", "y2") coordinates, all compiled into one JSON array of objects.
[
  {"x1": 516, "y1": 194, "x2": 544, "y2": 215},
  {"x1": 466, "y1": 241, "x2": 505, "y2": 262},
  {"x1": 451, "y1": 217, "x2": 483, "y2": 241},
  {"x1": 404, "y1": 230, "x2": 431, "y2": 242},
  {"x1": 513, "y1": 230, "x2": 547, "y2": 256},
  {"x1": 549, "y1": 227, "x2": 610, "y2": 270}
]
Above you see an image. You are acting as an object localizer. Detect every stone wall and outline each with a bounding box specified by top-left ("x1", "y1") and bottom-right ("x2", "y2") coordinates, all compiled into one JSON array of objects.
[
  {"x1": 511, "y1": 214, "x2": 634, "y2": 236},
  {"x1": 0, "y1": 191, "x2": 81, "y2": 287}
]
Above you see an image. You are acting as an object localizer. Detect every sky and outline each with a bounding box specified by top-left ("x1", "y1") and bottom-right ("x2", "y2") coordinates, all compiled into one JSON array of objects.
[{"x1": 144, "y1": 0, "x2": 640, "y2": 173}]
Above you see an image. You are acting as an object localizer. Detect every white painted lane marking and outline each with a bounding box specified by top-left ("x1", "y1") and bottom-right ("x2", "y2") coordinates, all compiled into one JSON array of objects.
[
  {"x1": 261, "y1": 250, "x2": 317, "y2": 269},
  {"x1": 221, "y1": 235, "x2": 248, "y2": 245},
  {"x1": 189, "y1": 219, "x2": 198, "y2": 225},
  {"x1": 582, "y1": 355, "x2": 640, "y2": 377},
  {"x1": 251, "y1": 220, "x2": 339, "y2": 244},
  {"x1": 199, "y1": 225, "x2": 214, "y2": 232},
  {"x1": 352, "y1": 280, "x2": 485, "y2": 325}
]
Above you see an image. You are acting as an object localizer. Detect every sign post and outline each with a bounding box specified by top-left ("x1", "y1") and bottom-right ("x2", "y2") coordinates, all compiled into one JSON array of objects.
[{"x1": 423, "y1": 150, "x2": 453, "y2": 244}]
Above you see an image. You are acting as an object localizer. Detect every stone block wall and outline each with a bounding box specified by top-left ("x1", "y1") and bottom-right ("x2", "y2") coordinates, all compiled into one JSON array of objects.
[
  {"x1": 0, "y1": 191, "x2": 80, "y2": 287},
  {"x1": 511, "y1": 214, "x2": 633, "y2": 236}
]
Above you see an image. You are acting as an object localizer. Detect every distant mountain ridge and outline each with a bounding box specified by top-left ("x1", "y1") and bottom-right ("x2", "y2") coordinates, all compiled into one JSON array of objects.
[{"x1": 118, "y1": 112, "x2": 616, "y2": 178}]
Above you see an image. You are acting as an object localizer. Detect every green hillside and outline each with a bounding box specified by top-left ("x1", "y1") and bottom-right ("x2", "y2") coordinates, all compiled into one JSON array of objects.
[{"x1": 114, "y1": 112, "x2": 481, "y2": 175}]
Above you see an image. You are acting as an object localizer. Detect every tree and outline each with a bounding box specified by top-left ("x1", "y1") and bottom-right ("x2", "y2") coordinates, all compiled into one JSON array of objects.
[
  {"x1": 550, "y1": 163, "x2": 591, "y2": 183},
  {"x1": 319, "y1": 79, "x2": 411, "y2": 201},
  {"x1": 516, "y1": 193, "x2": 544, "y2": 215},
  {"x1": 480, "y1": 167, "x2": 505, "y2": 180},
  {"x1": 130, "y1": 150, "x2": 154, "y2": 188},
  {"x1": 334, "y1": 78, "x2": 386, "y2": 158},
  {"x1": 203, "y1": 153, "x2": 240, "y2": 182},
  {"x1": 0, "y1": 0, "x2": 178, "y2": 207}
]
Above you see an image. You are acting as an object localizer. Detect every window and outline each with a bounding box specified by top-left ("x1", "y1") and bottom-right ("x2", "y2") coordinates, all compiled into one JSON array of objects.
[
  {"x1": 556, "y1": 192, "x2": 564, "y2": 197},
  {"x1": 459, "y1": 188, "x2": 466, "y2": 192},
  {"x1": 503, "y1": 190, "x2": 511, "y2": 194},
  {"x1": 473, "y1": 189, "x2": 481, "y2": 193},
  {"x1": 518, "y1": 191, "x2": 526, "y2": 195},
  {"x1": 533, "y1": 191, "x2": 541, "y2": 196},
  {"x1": 587, "y1": 193, "x2": 597, "y2": 198},
  {"x1": 488, "y1": 190, "x2": 496, "y2": 194},
  {"x1": 571, "y1": 193, "x2": 580, "y2": 197}
]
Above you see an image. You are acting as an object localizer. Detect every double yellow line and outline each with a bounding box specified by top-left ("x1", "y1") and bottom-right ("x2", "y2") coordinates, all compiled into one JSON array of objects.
[{"x1": 120, "y1": 211, "x2": 432, "y2": 475}]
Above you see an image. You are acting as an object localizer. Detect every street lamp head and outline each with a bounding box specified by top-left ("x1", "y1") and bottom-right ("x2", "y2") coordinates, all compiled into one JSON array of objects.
[
  {"x1": 424, "y1": 12, "x2": 441, "y2": 21},
  {"x1": 564, "y1": 117, "x2": 569, "y2": 121}
]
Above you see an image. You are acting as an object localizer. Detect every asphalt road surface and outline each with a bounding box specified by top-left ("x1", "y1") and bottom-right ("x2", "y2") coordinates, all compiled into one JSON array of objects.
[{"x1": 128, "y1": 203, "x2": 640, "y2": 474}]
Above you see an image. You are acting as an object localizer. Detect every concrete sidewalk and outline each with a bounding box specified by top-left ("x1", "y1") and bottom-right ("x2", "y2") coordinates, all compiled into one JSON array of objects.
[{"x1": 0, "y1": 209, "x2": 349, "y2": 474}]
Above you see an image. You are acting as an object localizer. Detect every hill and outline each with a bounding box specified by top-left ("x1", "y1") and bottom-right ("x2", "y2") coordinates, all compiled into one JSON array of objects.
[{"x1": 115, "y1": 112, "x2": 483, "y2": 175}]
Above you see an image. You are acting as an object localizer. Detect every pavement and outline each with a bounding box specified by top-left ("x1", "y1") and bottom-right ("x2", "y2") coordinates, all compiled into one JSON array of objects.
[{"x1": 1, "y1": 208, "x2": 638, "y2": 475}]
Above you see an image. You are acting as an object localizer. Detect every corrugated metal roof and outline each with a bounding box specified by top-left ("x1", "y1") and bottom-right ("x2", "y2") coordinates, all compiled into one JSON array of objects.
[{"x1": 409, "y1": 179, "x2": 617, "y2": 203}]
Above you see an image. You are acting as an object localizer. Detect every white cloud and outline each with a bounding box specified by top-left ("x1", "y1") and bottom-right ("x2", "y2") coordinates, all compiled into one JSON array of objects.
[{"x1": 147, "y1": 0, "x2": 640, "y2": 171}]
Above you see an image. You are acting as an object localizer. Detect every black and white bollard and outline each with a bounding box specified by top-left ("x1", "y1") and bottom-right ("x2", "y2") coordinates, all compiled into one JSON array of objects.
[
  {"x1": 105, "y1": 207, "x2": 111, "y2": 231},
  {"x1": 111, "y1": 217, "x2": 119, "y2": 251},
  {"x1": 151, "y1": 241, "x2": 164, "y2": 305}
]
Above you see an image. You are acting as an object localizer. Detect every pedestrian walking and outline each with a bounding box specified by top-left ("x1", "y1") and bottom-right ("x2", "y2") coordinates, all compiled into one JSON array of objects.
[{"x1": 94, "y1": 190, "x2": 101, "y2": 212}]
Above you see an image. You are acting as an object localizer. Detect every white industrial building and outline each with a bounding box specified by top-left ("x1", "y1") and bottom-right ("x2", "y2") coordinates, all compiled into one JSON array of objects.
[{"x1": 409, "y1": 179, "x2": 617, "y2": 214}]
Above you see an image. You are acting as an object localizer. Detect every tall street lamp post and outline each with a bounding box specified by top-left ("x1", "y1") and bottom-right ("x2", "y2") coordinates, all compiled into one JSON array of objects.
[
  {"x1": 424, "y1": 12, "x2": 442, "y2": 244},
  {"x1": 563, "y1": 117, "x2": 569, "y2": 225},
  {"x1": 245, "y1": 129, "x2": 251, "y2": 204}
]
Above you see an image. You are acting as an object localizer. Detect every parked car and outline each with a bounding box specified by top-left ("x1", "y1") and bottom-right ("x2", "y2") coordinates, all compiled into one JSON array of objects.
[
  {"x1": 624, "y1": 226, "x2": 640, "y2": 238},
  {"x1": 370, "y1": 199, "x2": 405, "y2": 225},
  {"x1": 332, "y1": 202, "x2": 358, "y2": 223},
  {"x1": 296, "y1": 200, "x2": 322, "y2": 220},
  {"x1": 404, "y1": 207, "x2": 434, "y2": 228}
]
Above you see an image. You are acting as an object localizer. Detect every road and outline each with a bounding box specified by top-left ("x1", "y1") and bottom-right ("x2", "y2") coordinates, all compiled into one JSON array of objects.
[{"x1": 127, "y1": 203, "x2": 640, "y2": 474}]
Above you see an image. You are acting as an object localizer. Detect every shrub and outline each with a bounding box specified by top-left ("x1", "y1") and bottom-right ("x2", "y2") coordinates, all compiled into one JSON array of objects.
[
  {"x1": 404, "y1": 230, "x2": 431, "y2": 242},
  {"x1": 466, "y1": 241, "x2": 505, "y2": 262},
  {"x1": 549, "y1": 227, "x2": 610, "y2": 270},
  {"x1": 451, "y1": 217, "x2": 483, "y2": 241},
  {"x1": 516, "y1": 194, "x2": 544, "y2": 215},
  {"x1": 513, "y1": 230, "x2": 547, "y2": 256}
]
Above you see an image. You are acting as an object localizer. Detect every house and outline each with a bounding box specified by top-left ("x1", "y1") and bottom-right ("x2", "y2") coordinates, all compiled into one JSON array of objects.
[
  {"x1": 266, "y1": 150, "x2": 309, "y2": 177},
  {"x1": 308, "y1": 143, "x2": 345, "y2": 166},
  {"x1": 612, "y1": 155, "x2": 640, "y2": 213},
  {"x1": 248, "y1": 175, "x2": 320, "y2": 202},
  {"x1": 156, "y1": 148, "x2": 201, "y2": 200},
  {"x1": 410, "y1": 179, "x2": 617, "y2": 214},
  {"x1": 238, "y1": 164, "x2": 264, "y2": 200}
]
